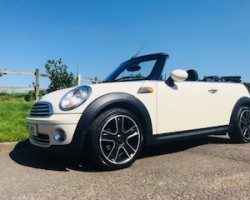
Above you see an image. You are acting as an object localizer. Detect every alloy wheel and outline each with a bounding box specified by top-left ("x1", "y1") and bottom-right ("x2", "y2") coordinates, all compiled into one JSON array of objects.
[
  {"x1": 99, "y1": 115, "x2": 141, "y2": 165},
  {"x1": 239, "y1": 109, "x2": 250, "y2": 140}
]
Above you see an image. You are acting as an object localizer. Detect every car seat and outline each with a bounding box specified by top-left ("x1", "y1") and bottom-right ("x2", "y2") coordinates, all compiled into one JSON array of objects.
[{"x1": 186, "y1": 69, "x2": 199, "y2": 81}]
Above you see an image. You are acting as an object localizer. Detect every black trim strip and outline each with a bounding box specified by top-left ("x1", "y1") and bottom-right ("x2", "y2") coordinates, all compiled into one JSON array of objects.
[{"x1": 146, "y1": 125, "x2": 229, "y2": 146}]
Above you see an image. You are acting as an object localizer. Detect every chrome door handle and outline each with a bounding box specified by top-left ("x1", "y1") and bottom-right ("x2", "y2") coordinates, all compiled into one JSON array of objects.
[{"x1": 208, "y1": 89, "x2": 218, "y2": 94}]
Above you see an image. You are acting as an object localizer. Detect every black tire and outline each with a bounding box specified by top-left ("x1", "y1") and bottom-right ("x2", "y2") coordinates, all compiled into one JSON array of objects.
[
  {"x1": 87, "y1": 108, "x2": 144, "y2": 170},
  {"x1": 228, "y1": 106, "x2": 250, "y2": 143}
]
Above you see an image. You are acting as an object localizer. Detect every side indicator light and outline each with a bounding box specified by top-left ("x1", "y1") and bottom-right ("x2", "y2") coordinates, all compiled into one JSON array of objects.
[{"x1": 138, "y1": 87, "x2": 154, "y2": 94}]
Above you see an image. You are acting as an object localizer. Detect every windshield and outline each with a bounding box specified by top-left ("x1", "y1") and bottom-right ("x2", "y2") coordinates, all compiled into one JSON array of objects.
[{"x1": 104, "y1": 53, "x2": 168, "y2": 82}]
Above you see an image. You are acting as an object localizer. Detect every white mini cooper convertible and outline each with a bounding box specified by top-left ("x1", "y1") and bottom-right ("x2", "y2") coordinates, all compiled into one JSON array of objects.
[{"x1": 27, "y1": 53, "x2": 250, "y2": 170}]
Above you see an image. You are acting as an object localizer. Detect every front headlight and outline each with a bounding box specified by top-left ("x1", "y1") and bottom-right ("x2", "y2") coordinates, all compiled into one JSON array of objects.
[{"x1": 59, "y1": 86, "x2": 91, "y2": 111}]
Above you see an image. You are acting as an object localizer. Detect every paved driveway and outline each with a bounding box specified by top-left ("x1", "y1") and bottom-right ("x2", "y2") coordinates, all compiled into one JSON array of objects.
[{"x1": 0, "y1": 136, "x2": 250, "y2": 200}]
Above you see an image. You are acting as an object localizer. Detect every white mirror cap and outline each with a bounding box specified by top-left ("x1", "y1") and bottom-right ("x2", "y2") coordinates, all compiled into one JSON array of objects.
[{"x1": 171, "y1": 69, "x2": 188, "y2": 82}]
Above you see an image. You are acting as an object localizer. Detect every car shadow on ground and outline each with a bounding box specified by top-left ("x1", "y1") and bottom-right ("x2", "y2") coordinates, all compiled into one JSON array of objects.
[
  {"x1": 9, "y1": 136, "x2": 232, "y2": 172},
  {"x1": 141, "y1": 135, "x2": 231, "y2": 159},
  {"x1": 9, "y1": 140, "x2": 95, "y2": 172}
]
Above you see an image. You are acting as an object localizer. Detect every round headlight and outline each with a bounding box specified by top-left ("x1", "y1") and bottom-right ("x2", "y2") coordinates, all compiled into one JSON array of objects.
[{"x1": 60, "y1": 86, "x2": 91, "y2": 111}]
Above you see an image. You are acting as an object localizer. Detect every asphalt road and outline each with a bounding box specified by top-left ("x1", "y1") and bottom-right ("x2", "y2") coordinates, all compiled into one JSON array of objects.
[{"x1": 0, "y1": 135, "x2": 250, "y2": 200}]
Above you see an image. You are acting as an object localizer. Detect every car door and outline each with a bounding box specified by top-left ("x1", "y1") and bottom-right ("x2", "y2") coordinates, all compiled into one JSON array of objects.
[{"x1": 156, "y1": 81, "x2": 222, "y2": 134}]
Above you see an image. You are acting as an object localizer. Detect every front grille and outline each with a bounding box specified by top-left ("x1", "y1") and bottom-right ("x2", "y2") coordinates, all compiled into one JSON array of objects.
[
  {"x1": 30, "y1": 102, "x2": 53, "y2": 117},
  {"x1": 30, "y1": 134, "x2": 50, "y2": 146}
]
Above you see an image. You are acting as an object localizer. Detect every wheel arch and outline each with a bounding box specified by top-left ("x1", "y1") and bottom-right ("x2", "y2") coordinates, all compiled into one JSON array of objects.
[
  {"x1": 230, "y1": 97, "x2": 250, "y2": 126},
  {"x1": 73, "y1": 92, "x2": 153, "y2": 153}
]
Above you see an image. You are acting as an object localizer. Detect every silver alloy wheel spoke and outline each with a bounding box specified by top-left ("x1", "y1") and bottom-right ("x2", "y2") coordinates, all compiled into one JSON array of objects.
[
  {"x1": 99, "y1": 114, "x2": 140, "y2": 165},
  {"x1": 125, "y1": 125, "x2": 136, "y2": 134},
  {"x1": 127, "y1": 131, "x2": 139, "y2": 140},
  {"x1": 108, "y1": 145, "x2": 120, "y2": 162},
  {"x1": 122, "y1": 143, "x2": 136, "y2": 158},
  {"x1": 243, "y1": 128, "x2": 248, "y2": 138},
  {"x1": 116, "y1": 116, "x2": 124, "y2": 133},
  {"x1": 101, "y1": 132, "x2": 116, "y2": 142},
  {"x1": 240, "y1": 110, "x2": 250, "y2": 140}
]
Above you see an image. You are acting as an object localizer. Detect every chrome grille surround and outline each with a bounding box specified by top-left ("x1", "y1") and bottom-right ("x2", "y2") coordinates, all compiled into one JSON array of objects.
[{"x1": 30, "y1": 102, "x2": 53, "y2": 117}]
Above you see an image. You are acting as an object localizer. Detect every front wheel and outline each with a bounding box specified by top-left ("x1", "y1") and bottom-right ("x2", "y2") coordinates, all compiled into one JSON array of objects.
[
  {"x1": 229, "y1": 106, "x2": 250, "y2": 143},
  {"x1": 87, "y1": 108, "x2": 144, "y2": 170}
]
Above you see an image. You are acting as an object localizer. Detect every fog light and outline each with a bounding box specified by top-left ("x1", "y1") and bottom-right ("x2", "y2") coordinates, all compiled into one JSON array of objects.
[{"x1": 53, "y1": 129, "x2": 66, "y2": 142}]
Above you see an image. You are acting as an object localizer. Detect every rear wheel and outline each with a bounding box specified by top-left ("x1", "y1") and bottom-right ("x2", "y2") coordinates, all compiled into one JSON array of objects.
[
  {"x1": 87, "y1": 108, "x2": 144, "y2": 170},
  {"x1": 229, "y1": 106, "x2": 250, "y2": 143}
]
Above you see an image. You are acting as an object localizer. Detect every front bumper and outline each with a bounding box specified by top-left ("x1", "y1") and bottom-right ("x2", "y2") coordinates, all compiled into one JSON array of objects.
[
  {"x1": 26, "y1": 113, "x2": 86, "y2": 160},
  {"x1": 27, "y1": 113, "x2": 82, "y2": 147}
]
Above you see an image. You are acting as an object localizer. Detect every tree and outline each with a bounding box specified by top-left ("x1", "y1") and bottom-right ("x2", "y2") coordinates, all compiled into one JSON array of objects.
[{"x1": 45, "y1": 59, "x2": 77, "y2": 92}]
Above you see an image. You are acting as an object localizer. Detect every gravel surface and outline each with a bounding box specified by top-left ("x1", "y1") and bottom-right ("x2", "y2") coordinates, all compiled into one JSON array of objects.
[{"x1": 0, "y1": 136, "x2": 249, "y2": 200}]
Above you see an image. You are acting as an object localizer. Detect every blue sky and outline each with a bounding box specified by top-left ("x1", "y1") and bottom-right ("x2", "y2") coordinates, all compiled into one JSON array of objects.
[{"x1": 0, "y1": 0, "x2": 250, "y2": 89}]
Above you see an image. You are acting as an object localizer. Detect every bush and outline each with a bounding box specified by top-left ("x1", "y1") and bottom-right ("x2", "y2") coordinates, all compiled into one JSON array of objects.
[
  {"x1": 0, "y1": 92, "x2": 26, "y2": 102},
  {"x1": 24, "y1": 90, "x2": 47, "y2": 102}
]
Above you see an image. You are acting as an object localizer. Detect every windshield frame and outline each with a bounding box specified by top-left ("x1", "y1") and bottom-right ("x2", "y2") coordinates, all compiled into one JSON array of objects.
[{"x1": 104, "y1": 53, "x2": 169, "y2": 83}]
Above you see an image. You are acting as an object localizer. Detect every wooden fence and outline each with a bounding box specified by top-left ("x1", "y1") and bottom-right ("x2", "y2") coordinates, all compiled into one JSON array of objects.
[{"x1": 0, "y1": 69, "x2": 94, "y2": 101}]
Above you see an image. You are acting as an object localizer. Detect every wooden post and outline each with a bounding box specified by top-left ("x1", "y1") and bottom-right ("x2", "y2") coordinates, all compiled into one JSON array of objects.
[
  {"x1": 77, "y1": 73, "x2": 81, "y2": 86},
  {"x1": 35, "y1": 69, "x2": 39, "y2": 101}
]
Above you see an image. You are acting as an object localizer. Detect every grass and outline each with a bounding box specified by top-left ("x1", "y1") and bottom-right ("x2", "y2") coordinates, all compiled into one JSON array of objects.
[{"x1": 0, "y1": 93, "x2": 33, "y2": 142}]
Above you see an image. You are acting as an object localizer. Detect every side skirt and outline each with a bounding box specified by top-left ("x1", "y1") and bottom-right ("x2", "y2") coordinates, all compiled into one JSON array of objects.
[{"x1": 146, "y1": 125, "x2": 229, "y2": 146}]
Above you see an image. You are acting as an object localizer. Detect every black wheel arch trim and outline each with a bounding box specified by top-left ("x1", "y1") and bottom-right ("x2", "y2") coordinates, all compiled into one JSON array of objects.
[
  {"x1": 71, "y1": 92, "x2": 153, "y2": 158},
  {"x1": 230, "y1": 97, "x2": 250, "y2": 127}
]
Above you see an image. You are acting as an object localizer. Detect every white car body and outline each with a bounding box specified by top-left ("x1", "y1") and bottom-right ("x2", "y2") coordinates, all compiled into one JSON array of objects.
[{"x1": 27, "y1": 53, "x2": 250, "y2": 170}]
